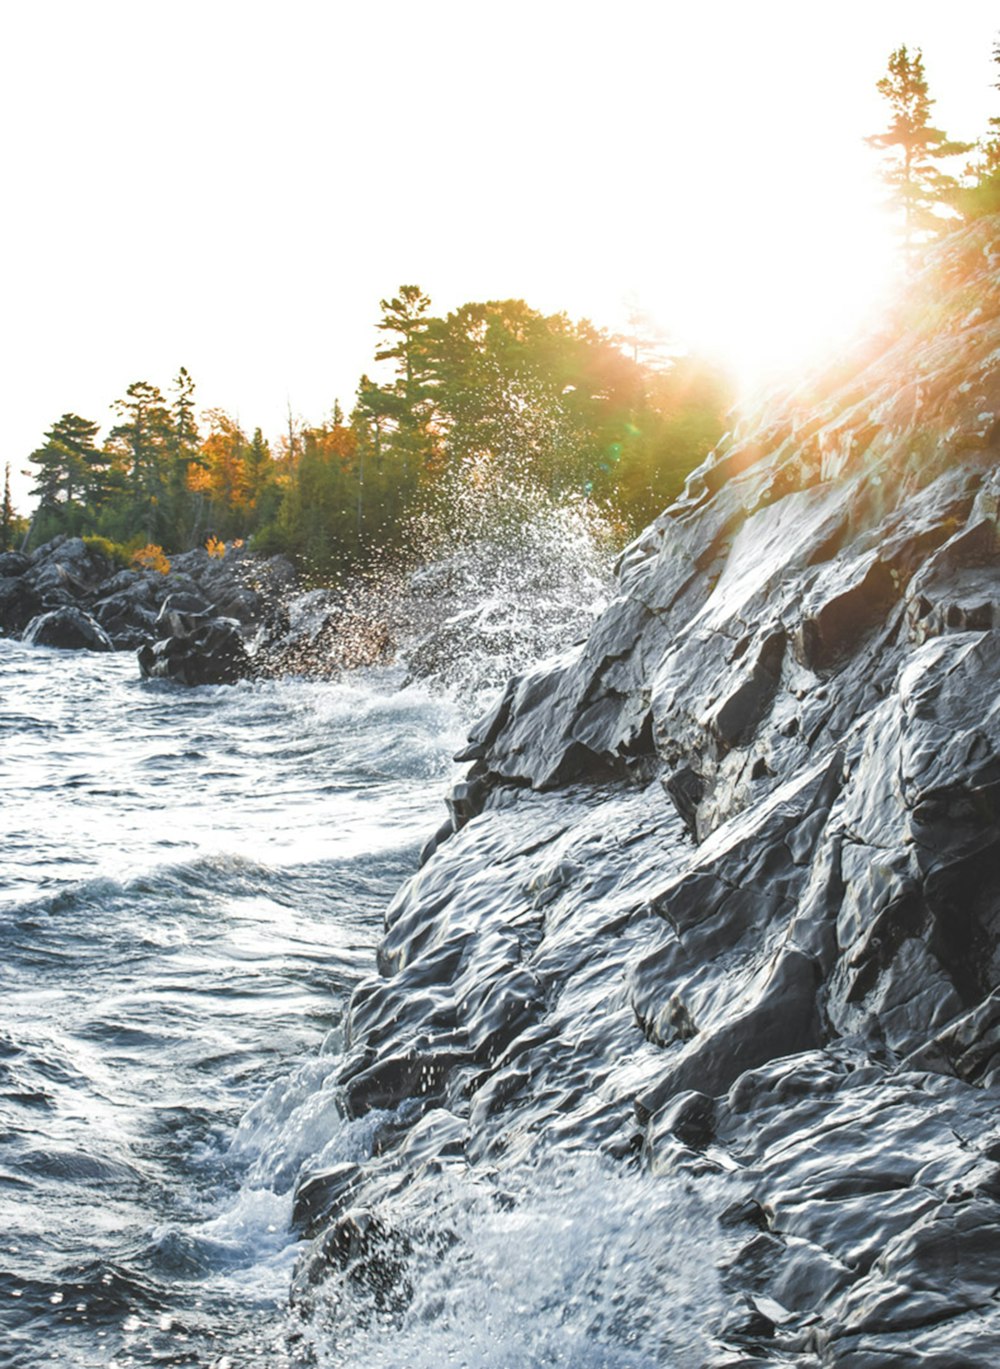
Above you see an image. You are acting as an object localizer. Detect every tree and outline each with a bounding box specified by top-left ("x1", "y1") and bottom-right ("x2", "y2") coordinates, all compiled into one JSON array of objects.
[
  {"x1": 867, "y1": 46, "x2": 971, "y2": 251},
  {"x1": 162, "y1": 367, "x2": 202, "y2": 545},
  {"x1": 1, "y1": 464, "x2": 14, "y2": 552},
  {"x1": 372, "y1": 285, "x2": 438, "y2": 471},
  {"x1": 27, "y1": 412, "x2": 103, "y2": 520},
  {"x1": 189, "y1": 410, "x2": 252, "y2": 538},
  {"x1": 108, "y1": 381, "x2": 172, "y2": 537},
  {"x1": 956, "y1": 36, "x2": 1000, "y2": 221}
]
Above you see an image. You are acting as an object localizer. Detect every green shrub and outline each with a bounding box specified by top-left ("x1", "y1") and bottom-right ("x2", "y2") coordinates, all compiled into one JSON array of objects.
[{"x1": 82, "y1": 534, "x2": 132, "y2": 568}]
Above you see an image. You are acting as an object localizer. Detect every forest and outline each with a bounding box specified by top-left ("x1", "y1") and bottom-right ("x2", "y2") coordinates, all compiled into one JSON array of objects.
[
  {"x1": 5, "y1": 296, "x2": 732, "y2": 578},
  {"x1": 4, "y1": 35, "x2": 999, "y2": 578}
]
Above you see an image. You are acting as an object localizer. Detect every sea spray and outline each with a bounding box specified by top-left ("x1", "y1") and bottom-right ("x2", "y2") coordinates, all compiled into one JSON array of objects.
[
  {"x1": 290, "y1": 1152, "x2": 734, "y2": 1368},
  {"x1": 256, "y1": 460, "x2": 615, "y2": 710}
]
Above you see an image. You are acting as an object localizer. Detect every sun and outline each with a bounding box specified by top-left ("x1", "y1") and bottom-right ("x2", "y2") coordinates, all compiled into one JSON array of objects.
[{"x1": 628, "y1": 203, "x2": 902, "y2": 400}]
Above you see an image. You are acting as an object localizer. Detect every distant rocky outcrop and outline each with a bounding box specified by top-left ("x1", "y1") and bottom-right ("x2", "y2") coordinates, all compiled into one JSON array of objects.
[
  {"x1": 0, "y1": 536, "x2": 298, "y2": 681},
  {"x1": 297, "y1": 220, "x2": 1000, "y2": 1362}
]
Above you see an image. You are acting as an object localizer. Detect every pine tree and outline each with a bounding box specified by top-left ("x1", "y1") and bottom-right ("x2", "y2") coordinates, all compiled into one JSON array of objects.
[
  {"x1": 373, "y1": 285, "x2": 437, "y2": 473},
  {"x1": 956, "y1": 37, "x2": 1000, "y2": 220},
  {"x1": 28, "y1": 413, "x2": 103, "y2": 517},
  {"x1": 1, "y1": 464, "x2": 14, "y2": 552},
  {"x1": 165, "y1": 366, "x2": 201, "y2": 546},
  {"x1": 108, "y1": 381, "x2": 172, "y2": 537},
  {"x1": 867, "y1": 46, "x2": 972, "y2": 251}
]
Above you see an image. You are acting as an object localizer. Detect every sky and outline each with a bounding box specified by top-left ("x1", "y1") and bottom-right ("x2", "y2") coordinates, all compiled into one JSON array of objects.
[{"x1": 2, "y1": 1, "x2": 998, "y2": 508}]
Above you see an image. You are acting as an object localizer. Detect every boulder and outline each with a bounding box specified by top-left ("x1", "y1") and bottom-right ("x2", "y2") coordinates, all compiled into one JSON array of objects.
[
  {"x1": 0, "y1": 551, "x2": 29, "y2": 578},
  {"x1": 0, "y1": 576, "x2": 44, "y2": 636},
  {"x1": 137, "y1": 615, "x2": 252, "y2": 685},
  {"x1": 22, "y1": 606, "x2": 113, "y2": 651}
]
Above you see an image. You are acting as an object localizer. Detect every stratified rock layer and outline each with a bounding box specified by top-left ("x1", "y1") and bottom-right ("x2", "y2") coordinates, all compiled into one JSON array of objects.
[{"x1": 302, "y1": 225, "x2": 1000, "y2": 1363}]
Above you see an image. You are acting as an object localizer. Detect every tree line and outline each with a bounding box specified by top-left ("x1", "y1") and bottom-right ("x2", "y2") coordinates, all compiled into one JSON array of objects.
[{"x1": 14, "y1": 294, "x2": 732, "y2": 575}]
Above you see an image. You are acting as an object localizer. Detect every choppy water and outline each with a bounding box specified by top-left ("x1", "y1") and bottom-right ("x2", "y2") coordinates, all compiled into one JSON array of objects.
[
  {"x1": 1, "y1": 638, "x2": 730, "y2": 1369},
  {"x1": 0, "y1": 640, "x2": 462, "y2": 1367}
]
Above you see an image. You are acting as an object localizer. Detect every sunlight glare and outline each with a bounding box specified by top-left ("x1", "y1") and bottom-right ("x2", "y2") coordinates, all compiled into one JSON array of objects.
[{"x1": 630, "y1": 200, "x2": 900, "y2": 396}]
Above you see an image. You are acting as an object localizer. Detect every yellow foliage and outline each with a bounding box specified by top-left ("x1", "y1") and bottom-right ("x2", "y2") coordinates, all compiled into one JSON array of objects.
[
  {"x1": 132, "y1": 543, "x2": 171, "y2": 574},
  {"x1": 205, "y1": 536, "x2": 226, "y2": 559}
]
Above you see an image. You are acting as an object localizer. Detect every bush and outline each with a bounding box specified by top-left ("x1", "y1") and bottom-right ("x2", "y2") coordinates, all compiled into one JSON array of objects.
[
  {"x1": 82, "y1": 534, "x2": 132, "y2": 569},
  {"x1": 131, "y1": 543, "x2": 171, "y2": 574}
]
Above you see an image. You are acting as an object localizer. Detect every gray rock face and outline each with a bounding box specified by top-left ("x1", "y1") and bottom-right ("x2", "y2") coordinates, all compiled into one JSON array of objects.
[
  {"x1": 0, "y1": 576, "x2": 44, "y2": 636},
  {"x1": 295, "y1": 220, "x2": 1000, "y2": 1361}
]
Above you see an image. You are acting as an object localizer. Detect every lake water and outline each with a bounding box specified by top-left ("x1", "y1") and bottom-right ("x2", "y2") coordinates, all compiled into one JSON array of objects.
[{"x1": 0, "y1": 640, "x2": 462, "y2": 1367}]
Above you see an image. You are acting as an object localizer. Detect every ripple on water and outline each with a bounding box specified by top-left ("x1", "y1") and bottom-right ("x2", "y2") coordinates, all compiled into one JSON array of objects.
[{"x1": 0, "y1": 643, "x2": 464, "y2": 1366}]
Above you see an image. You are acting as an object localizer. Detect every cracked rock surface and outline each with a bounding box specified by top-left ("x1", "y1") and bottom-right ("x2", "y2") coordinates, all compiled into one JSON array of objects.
[{"x1": 300, "y1": 221, "x2": 1000, "y2": 1363}]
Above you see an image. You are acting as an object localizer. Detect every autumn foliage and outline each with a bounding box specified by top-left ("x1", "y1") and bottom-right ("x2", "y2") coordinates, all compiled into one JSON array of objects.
[{"x1": 131, "y1": 543, "x2": 171, "y2": 574}]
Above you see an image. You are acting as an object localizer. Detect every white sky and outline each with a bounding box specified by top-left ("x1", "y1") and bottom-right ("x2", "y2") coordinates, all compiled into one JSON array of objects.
[{"x1": 2, "y1": 1, "x2": 998, "y2": 508}]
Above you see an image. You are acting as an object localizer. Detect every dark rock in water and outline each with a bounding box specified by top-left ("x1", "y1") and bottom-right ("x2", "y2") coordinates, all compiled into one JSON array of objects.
[
  {"x1": 2, "y1": 536, "x2": 298, "y2": 658},
  {"x1": 292, "y1": 1162, "x2": 364, "y2": 1239},
  {"x1": 22, "y1": 606, "x2": 113, "y2": 651},
  {"x1": 137, "y1": 615, "x2": 251, "y2": 685},
  {"x1": 291, "y1": 220, "x2": 1000, "y2": 1363},
  {"x1": 0, "y1": 576, "x2": 44, "y2": 636},
  {"x1": 90, "y1": 587, "x2": 160, "y2": 649}
]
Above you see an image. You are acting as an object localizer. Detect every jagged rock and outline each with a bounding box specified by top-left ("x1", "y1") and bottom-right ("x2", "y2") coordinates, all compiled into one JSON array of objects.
[
  {"x1": 22, "y1": 606, "x2": 113, "y2": 651},
  {"x1": 27, "y1": 536, "x2": 112, "y2": 599},
  {"x1": 137, "y1": 615, "x2": 251, "y2": 685},
  {"x1": 297, "y1": 219, "x2": 1000, "y2": 1364}
]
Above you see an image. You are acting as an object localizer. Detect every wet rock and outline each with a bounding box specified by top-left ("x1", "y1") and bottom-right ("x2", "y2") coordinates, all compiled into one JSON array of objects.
[
  {"x1": 295, "y1": 220, "x2": 1000, "y2": 1364},
  {"x1": 137, "y1": 615, "x2": 251, "y2": 685},
  {"x1": 22, "y1": 606, "x2": 112, "y2": 651},
  {"x1": 292, "y1": 1162, "x2": 364, "y2": 1239},
  {"x1": 0, "y1": 576, "x2": 44, "y2": 636}
]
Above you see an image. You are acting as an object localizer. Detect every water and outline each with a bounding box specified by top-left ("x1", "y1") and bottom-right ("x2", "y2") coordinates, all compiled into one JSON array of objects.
[
  {"x1": 1, "y1": 638, "x2": 730, "y2": 1369},
  {"x1": 0, "y1": 640, "x2": 462, "y2": 1367}
]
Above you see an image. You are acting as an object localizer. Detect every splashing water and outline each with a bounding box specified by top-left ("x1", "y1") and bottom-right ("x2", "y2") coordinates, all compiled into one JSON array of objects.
[
  {"x1": 292, "y1": 1153, "x2": 732, "y2": 1368},
  {"x1": 397, "y1": 460, "x2": 616, "y2": 704},
  {"x1": 255, "y1": 462, "x2": 616, "y2": 711}
]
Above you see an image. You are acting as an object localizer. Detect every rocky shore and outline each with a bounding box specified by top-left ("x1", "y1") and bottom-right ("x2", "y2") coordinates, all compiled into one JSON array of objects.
[
  {"x1": 0, "y1": 537, "x2": 401, "y2": 684},
  {"x1": 0, "y1": 536, "x2": 293, "y2": 667},
  {"x1": 296, "y1": 221, "x2": 1000, "y2": 1364}
]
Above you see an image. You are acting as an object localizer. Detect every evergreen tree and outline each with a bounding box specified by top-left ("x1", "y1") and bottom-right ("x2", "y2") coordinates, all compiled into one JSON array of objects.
[
  {"x1": 27, "y1": 413, "x2": 103, "y2": 522},
  {"x1": 1, "y1": 464, "x2": 14, "y2": 552},
  {"x1": 867, "y1": 46, "x2": 971, "y2": 250},
  {"x1": 372, "y1": 285, "x2": 438, "y2": 472},
  {"x1": 244, "y1": 426, "x2": 273, "y2": 515},
  {"x1": 164, "y1": 366, "x2": 201, "y2": 545},
  {"x1": 956, "y1": 37, "x2": 1000, "y2": 220},
  {"x1": 108, "y1": 381, "x2": 172, "y2": 538}
]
